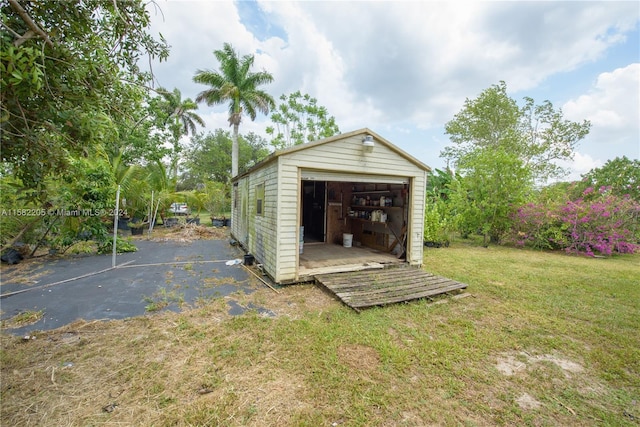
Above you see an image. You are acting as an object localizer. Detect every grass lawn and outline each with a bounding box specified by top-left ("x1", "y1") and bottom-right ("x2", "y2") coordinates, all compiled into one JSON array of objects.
[{"x1": 1, "y1": 239, "x2": 638, "y2": 426}]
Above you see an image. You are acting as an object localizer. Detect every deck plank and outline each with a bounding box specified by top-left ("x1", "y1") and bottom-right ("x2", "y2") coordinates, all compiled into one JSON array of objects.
[{"x1": 315, "y1": 266, "x2": 468, "y2": 310}]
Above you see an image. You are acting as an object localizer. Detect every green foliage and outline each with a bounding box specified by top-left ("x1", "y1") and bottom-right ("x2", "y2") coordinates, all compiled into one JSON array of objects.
[
  {"x1": 155, "y1": 87, "x2": 205, "y2": 181},
  {"x1": 423, "y1": 199, "x2": 453, "y2": 246},
  {"x1": 108, "y1": 88, "x2": 173, "y2": 166},
  {"x1": 441, "y1": 82, "x2": 590, "y2": 244},
  {"x1": 1, "y1": 0, "x2": 168, "y2": 190},
  {"x1": 97, "y1": 236, "x2": 138, "y2": 254},
  {"x1": 426, "y1": 168, "x2": 458, "y2": 202},
  {"x1": 266, "y1": 91, "x2": 340, "y2": 149},
  {"x1": 574, "y1": 156, "x2": 640, "y2": 202},
  {"x1": 0, "y1": 175, "x2": 36, "y2": 247},
  {"x1": 424, "y1": 169, "x2": 458, "y2": 245},
  {"x1": 193, "y1": 43, "x2": 275, "y2": 177},
  {"x1": 157, "y1": 87, "x2": 205, "y2": 138},
  {"x1": 1, "y1": 154, "x2": 117, "y2": 252},
  {"x1": 202, "y1": 181, "x2": 229, "y2": 218},
  {"x1": 449, "y1": 148, "x2": 533, "y2": 244},
  {"x1": 181, "y1": 130, "x2": 270, "y2": 187},
  {"x1": 442, "y1": 81, "x2": 590, "y2": 184}
]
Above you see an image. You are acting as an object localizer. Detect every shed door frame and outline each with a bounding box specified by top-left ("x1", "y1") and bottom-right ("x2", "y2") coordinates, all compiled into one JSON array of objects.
[{"x1": 296, "y1": 168, "x2": 413, "y2": 278}]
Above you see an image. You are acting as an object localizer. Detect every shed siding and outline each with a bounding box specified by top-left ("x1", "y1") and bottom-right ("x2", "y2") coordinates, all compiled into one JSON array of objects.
[
  {"x1": 283, "y1": 135, "x2": 425, "y2": 176},
  {"x1": 232, "y1": 160, "x2": 280, "y2": 281},
  {"x1": 275, "y1": 157, "x2": 300, "y2": 282}
]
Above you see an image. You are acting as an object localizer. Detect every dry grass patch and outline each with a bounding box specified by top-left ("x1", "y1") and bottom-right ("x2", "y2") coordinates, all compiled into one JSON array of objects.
[
  {"x1": 337, "y1": 344, "x2": 381, "y2": 372},
  {"x1": 0, "y1": 257, "x2": 52, "y2": 287},
  {"x1": 144, "y1": 224, "x2": 229, "y2": 243}
]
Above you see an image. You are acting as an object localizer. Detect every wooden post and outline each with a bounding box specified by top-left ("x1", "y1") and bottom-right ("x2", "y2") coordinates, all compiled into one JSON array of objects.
[{"x1": 112, "y1": 185, "x2": 120, "y2": 268}]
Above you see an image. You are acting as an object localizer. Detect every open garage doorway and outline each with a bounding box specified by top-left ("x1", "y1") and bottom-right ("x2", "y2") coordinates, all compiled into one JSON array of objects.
[{"x1": 298, "y1": 177, "x2": 410, "y2": 278}]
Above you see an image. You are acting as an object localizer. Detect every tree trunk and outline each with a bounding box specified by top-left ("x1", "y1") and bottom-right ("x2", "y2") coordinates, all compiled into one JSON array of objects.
[{"x1": 232, "y1": 123, "x2": 239, "y2": 177}]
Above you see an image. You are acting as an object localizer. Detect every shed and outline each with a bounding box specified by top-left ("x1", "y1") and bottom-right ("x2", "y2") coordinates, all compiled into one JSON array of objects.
[{"x1": 230, "y1": 128, "x2": 431, "y2": 284}]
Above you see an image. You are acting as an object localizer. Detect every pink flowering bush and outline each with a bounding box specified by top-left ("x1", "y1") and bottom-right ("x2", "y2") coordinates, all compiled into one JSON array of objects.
[{"x1": 509, "y1": 187, "x2": 640, "y2": 256}]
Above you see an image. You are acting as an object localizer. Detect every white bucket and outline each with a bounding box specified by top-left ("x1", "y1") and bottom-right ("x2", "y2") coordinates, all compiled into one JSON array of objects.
[{"x1": 343, "y1": 233, "x2": 353, "y2": 248}]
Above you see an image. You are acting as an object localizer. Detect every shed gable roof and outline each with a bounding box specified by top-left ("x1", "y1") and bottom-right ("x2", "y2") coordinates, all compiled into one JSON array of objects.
[{"x1": 233, "y1": 128, "x2": 430, "y2": 181}]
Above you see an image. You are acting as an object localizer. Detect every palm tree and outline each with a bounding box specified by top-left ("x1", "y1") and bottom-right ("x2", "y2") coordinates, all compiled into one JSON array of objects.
[
  {"x1": 158, "y1": 88, "x2": 205, "y2": 184},
  {"x1": 193, "y1": 43, "x2": 275, "y2": 177},
  {"x1": 159, "y1": 87, "x2": 205, "y2": 137}
]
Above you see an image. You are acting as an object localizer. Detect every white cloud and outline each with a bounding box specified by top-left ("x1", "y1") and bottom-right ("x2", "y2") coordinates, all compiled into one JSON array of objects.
[
  {"x1": 558, "y1": 151, "x2": 604, "y2": 181},
  {"x1": 563, "y1": 63, "x2": 640, "y2": 158},
  {"x1": 564, "y1": 64, "x2": 639, "y2": 128}
]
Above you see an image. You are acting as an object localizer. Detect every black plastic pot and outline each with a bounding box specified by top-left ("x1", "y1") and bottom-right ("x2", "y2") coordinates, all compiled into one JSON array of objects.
[
  {"x1": 244, "y1": 254, "x2": 254, "y2": 266},
  {"x1": 131, "y1": 226, "x2": 146, "y2": 235},
  {"x1": 165, "y1": 217, "x2": 179, "y2": 227}
]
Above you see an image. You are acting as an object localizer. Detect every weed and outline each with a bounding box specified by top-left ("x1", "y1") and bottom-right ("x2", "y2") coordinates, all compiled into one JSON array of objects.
[
  {"x1": 1, "y1": 309, "x2": 44, "y2": 329},
  {"x1": 143, "y1": 287, "x2": 185, "y2": 312}
]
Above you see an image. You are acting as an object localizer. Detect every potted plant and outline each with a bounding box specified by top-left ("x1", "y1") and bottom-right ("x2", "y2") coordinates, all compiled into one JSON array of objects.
[
  {"x1": 186, "y1": 190, "x2": 207, "y2": 225},
  {"x1": 203, "y1": 181, "x2": 228, "y2": 227},
  {"x1": 128, "y1": 219, "x2": 148, "y2": 235}
]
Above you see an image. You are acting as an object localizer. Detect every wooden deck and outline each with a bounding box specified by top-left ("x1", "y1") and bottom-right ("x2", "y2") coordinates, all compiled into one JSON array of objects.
[{"x1": 315, "y1": 266, "x2": 468, "y2": 310}]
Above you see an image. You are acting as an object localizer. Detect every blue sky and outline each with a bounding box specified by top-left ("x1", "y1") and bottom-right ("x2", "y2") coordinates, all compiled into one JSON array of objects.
[{"x1": 147, "y1": 1, "x2": 639, "y2": 180}]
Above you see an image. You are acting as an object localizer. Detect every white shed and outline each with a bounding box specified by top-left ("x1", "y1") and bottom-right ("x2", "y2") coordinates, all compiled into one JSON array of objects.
[{"x1": 230, "y1": 128, "x2": 431, "y2": 284}]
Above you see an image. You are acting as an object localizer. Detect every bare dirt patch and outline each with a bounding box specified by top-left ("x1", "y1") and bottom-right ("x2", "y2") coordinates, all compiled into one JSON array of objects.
[
  {"x1": 516, "y1": 392, "x2": 542, "y2": 410},
  {"x1": 495, "y1": 354, "x2": 527, "y2": 376},
  {"x1": 496, "y1": 351, "x2": 584, "y2": 377},
  {"x1": 530, "y1": 354, "x2": 584, "y2": 374}
]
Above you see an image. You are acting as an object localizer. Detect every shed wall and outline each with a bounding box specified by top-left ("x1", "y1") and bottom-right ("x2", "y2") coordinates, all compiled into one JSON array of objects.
[{"x1": 231, "y1": 160, "x2": 280, "y2": 281}]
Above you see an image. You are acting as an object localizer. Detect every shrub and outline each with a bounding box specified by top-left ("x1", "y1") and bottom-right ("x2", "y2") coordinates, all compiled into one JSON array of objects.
[
  {"x1": 509, "y1": 187, "x2": 639, "y2": 256},
  {"x1": 423, "y1": 199, "x2": 453, "y2": 246}
]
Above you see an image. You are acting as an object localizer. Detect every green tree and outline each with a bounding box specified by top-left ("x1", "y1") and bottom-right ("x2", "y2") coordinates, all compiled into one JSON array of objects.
[
  {"x1": 575, "y1": 156, "x2": 640, "y2": 202},
  {"x1": 442, "y1": 81, "x2": 590, "y2": 184},
  {"x1": 156, "y1": 87, "x2": 205, "y2": 185},
  {"x1": 193, "y1": 43, "x2": 275, "y2": 177},
  {"x1": 180, "y1": 129, "x2": 269, "y2": 188},
  {"x1": 159, "y1": 87, "x2": 205, "y2": 137},
  {"x1": 266, "y1": 91, "x2": 340, "y2": 149},
  {"x1": 450, "y1": 148, "x2": 533, "y2": 244},
  {"x1": 442, "y1": 82, "x2": 590, "y2": 243},
  {"x1": 1, "y1": 0, "x2": 168, "y2": 191}
]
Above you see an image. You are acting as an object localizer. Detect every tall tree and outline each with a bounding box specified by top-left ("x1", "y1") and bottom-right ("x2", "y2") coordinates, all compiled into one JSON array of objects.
[
  {"x1": 1, "y1": 0, "x2": 168, "y2": 191},
  {"x1": 442, "y1": 81, "x2": 590, "y2": 184},
  {"x1": 193, "y1": 43, "x2": 274, "y2": 177},
  {"x1": 266, "y1": 91, "x2": 340, "y2": 149},
  {"x1": 441, "y1": 81, "x2": 590, "y2": 243},
  {"x1": 159, "y1": 88, "x2": 205, "y2": 137},
  {"x1": 181, "y1": 129, "x2": 269, "y2": 188},
  {"x1": 156, "y1": 87, "x2": 205, "y2": 185}
]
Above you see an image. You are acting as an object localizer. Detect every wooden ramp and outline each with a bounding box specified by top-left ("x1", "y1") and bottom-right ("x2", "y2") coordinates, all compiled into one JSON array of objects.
[{"x1": 315, "y1": 266, "x2": 468, "y2": 310}]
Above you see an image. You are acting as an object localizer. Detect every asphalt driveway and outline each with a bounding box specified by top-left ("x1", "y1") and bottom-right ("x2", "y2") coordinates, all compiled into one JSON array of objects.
[{"x1": 0, "y1": 239, "x2": 268, "y2": 336}]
